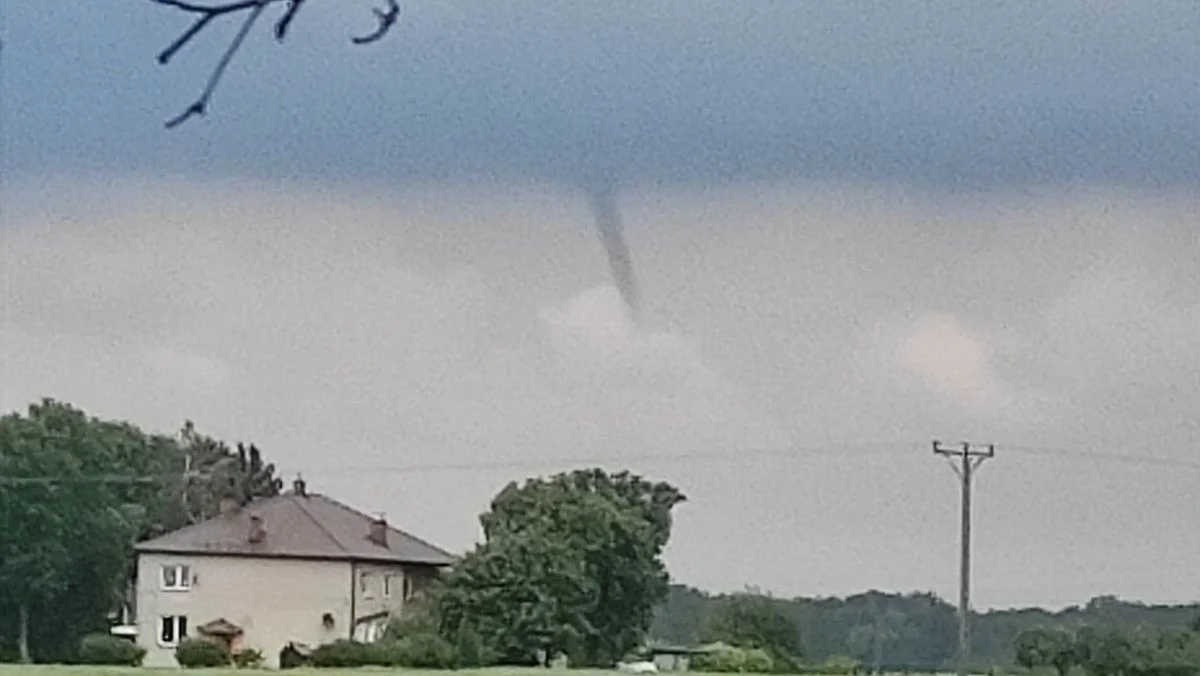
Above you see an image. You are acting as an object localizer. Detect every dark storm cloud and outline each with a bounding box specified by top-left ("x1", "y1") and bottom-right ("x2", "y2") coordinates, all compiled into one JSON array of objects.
[{"x1": 2, "y1": 0, "x2": 1197, "y2": 189}]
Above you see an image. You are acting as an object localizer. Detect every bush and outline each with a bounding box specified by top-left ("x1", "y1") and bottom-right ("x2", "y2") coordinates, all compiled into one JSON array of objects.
[
  {"x1": 399, "y1": 631, "x2": 457, "y2": 668},
  {"x1": 364, "y1": 631, "x2": 456, "y2": 669},
  {"x1": 695, "y1": 645, "x2": 771, "y2": 673},
  {"x1": 742, "y1": 648, "x2": 775, "y2": 673},
  {"x1": 694, "y1": 645, "x2": 742, "y2": 673},
  {"x1": 78, "y1": 633, "x2": 147, "y2": 666},
  {"x1": 311, "y1": 639, "x2": 370, "y2": 667},
  {"x1": 451, "y1": 624, "x2": 495, "y2": 668},
  {"x1": 279, "y1": 642, "x2": 313, "y2": 670},
  {"x1": 175, "y1": 637, "x2": 232, "y2": 668},
  {"x1": 233, "y1": 647, "x2": 265, "y2": 668}
]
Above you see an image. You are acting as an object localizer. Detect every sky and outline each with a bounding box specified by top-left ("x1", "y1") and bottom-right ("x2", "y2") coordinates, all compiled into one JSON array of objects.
[{"x1": 1, "y1": 1, "x2": 1199, "y2": 611}]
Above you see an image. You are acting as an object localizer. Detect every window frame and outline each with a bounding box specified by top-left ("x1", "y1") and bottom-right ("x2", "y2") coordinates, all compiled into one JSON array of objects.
[
  {"x1": 159, "y1": 615, "x2": 188, "y2": 647},
  {"x1": 360, "y1": 571, "x2": 374, "y2": 600},
  {"x1": 160, "y1": 563, "x2": 191, "y2": 592},
  {"x1": 382, "y1": 574, "x2": 392, "y2": 599}
]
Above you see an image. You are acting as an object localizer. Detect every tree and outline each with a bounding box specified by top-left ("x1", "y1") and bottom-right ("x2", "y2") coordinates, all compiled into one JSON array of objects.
[
  {"x1": 0, "y1": 400, "x2": 151, "y2": 663},
  {"x1": 848, "y1": 608, "x2": 907, "y2": 673},
  {"x1": 436, "y1": 533, "x2": 597, "y2": 665},
  {"x1": 1014, "y1": 627, "x2": 1077, "y2": 676},
  {"x1": 149, "y1": 421, "x2": 283, "y2": 534},
  {"x1": 0, "y1": 399, "x2": 284, "y2": 663},
  {"x1": 1073, "y1": 626, "x2": 1149, "y2": 676},
  {"x1": 438, "y1": 468, "x2": 685, "y2": 667},
  {"x1": 703, "y1": 590, "x2": 802, "y2": 669}
]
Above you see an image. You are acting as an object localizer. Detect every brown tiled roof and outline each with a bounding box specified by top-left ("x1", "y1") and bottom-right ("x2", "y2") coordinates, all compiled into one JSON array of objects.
[{"x1": 134, "y1": 491, "x2": 455, "y2": 566}]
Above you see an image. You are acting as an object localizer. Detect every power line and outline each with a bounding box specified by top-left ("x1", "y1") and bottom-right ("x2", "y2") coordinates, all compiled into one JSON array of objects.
[
  {"x1": 1, "y1": 440, "x2": 1197, "y2": 485},
  {"x1": 1003, "y1": 444, "x2": 1200, "y2": 469},
  {"x1": 0, "y1": 442, "x2": 901, "y2": 486}
]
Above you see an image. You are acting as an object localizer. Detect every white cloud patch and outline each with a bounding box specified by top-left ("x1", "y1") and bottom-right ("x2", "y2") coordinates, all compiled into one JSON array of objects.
[
  {"x1": 854, "y1": 312, "x2": 1026, "y2": 420},
  {"x1": 896, "y1": 313, "x2": 1015, "y2": 413}
]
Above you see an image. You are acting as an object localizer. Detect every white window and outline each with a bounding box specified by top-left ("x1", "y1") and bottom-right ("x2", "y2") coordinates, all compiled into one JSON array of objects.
[
  {"x1": 360, "y1": 572, "x2": 374, "y2": 599},
  {"x1": 160, "y1": 564, "x2": 191, "y2": 591},
  {"x1": 353, "y1": 617, "x2": 388, "y2": 644},
  {"x1": 383, "y1": 574, "x2": 392, "y2": 598},
  {"x1": 159, "y1": 615, "x2": 188, "y2": 646}
]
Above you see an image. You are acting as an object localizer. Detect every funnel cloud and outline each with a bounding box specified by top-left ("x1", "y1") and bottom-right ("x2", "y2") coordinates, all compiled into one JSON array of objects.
[{"x1": 588, "y1": 185, "x2": 640, "y2": 322}]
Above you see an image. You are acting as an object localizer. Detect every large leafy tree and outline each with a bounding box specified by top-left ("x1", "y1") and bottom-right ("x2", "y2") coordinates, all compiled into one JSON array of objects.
[
  {"x1": 0, "y1": 400, "x2": 152, "y2": 662},
  {"x1": 439, "y1": 468, "x2": 685, "y2": 667},
  {"x1": 0, "y1": 399, "x2": 284, "y2": 663},
  {"x1": 436, "y1": 533, "x2": 598, "y2": 665}
]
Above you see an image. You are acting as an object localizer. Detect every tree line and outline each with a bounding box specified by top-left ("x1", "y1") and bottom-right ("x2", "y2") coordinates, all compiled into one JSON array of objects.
[{"x1": 651, "y1": 586, "x2": 1200, "y2": 672}]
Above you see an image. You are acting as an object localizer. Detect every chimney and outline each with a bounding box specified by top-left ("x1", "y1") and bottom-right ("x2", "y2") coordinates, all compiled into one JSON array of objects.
[
  {"x1": 368, "y1": 516, "x2": 388, "y2": 548},
  {"x1": 292, "y1": 476, "x2": 307, "y2": 497},
  {"x1": 248, "y1": 514, "x2": 266, "y2": 544},
  {"x1": 219, "y1": 496, "x2": 239, "y2": 517}
]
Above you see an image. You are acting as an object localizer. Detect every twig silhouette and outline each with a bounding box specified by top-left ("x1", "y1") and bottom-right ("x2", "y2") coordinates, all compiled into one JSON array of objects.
[
  {"x1": 148, "y1": 0, "x2": 404, "y2": 128},
  {"x1": 352, "y1": 0, "x2": 401, "y2": 45}
]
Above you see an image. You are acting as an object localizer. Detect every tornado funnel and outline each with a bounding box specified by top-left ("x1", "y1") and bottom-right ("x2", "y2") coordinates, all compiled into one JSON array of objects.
[{"x1": 588, "y1": 185, "x2": 640, "y2": 322}]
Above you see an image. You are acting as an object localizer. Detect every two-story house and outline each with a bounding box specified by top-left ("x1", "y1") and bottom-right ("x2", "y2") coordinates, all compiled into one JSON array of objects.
[{"x1": 131, "y1": 478, "x2": 455, "y2": 668}]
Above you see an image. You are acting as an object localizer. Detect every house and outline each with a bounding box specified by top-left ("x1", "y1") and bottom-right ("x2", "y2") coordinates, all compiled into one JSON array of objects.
[{"x1": 131, "y1": 478, "x2": 455, "y2": 668}]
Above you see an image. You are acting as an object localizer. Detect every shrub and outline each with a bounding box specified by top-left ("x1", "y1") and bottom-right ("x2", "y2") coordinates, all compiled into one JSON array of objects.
[
  {"x1": 451, "y1": 624, "x2": 495, "y2": 668},
  {"x1": 311, "y1": 639, "x2": 370, "y2": 667},
  {"x1": 78, "y1": 633, "x2": 147, "y2": 666},
  {"x1": 278, "y1": 642, "x2": 313, "y2": 670},
  {"x1": 233, "y1": 647, "x2": 265, "y2": 668},
  {"x1": 364, "y1": 631, "x2": 456, "y2": 669},
  {"x1": 692, "y1": 645, "x2": 781, "y2": 674},
  {"x1": 175, "y1": 637, "x2": 232, "y2": 668},
  {"x1": 695, "y1": 645, "x2": 748, "y2": 673},
  {"x1": 399, "y1": 631, "x2": 457, "y2": 668},
  {"x1": 742, "y1": 648, "x2": 775, "y2": 673}
]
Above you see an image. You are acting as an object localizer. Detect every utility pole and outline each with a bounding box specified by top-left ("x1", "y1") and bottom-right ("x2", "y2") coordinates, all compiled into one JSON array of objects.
[{"x1": 933, "y1": 441, "x2": 995, "y2": 676}]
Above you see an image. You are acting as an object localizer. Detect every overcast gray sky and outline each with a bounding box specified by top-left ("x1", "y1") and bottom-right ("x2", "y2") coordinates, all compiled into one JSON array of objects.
[{"x1": 1, "y1": 1, "x2": 1198, "y2": 610}]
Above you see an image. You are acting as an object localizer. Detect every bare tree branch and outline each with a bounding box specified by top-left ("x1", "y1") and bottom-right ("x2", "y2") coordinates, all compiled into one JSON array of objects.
[
  {"x1": 352, "y1": 0, "x2": 401, "y2": 45},
  {"x1": 148, "y1": 0, "x2": 404, "y2": 128},
  {"x1": 161, "y1": 0, "x2": 270, "y2": 128},
  {"x1": 274, "y1": 0, "x2": 307, "y2": 41}
]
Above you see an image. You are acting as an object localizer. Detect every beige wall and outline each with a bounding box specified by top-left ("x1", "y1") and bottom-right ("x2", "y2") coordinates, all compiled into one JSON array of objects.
[
  {"x1": 351, "y1": 563, "x2": 442, "y2": 641},
  {"x1": 351, "y1": 561, "x2": 405, "y2": 642},
  {"x1": 136, "y1": 552, "x2": 353, "y2": 668}
]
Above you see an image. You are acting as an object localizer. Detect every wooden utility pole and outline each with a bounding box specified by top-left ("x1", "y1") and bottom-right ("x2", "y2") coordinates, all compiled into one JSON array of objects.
[{"x1": 933, "y1": 441, "x2": 995, "y2": 676}]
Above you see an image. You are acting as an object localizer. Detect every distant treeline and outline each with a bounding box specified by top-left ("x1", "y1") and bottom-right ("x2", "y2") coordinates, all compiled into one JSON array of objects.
[{"x1": 651, "y1": 585, "x2": 1200, "y2": 671}]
